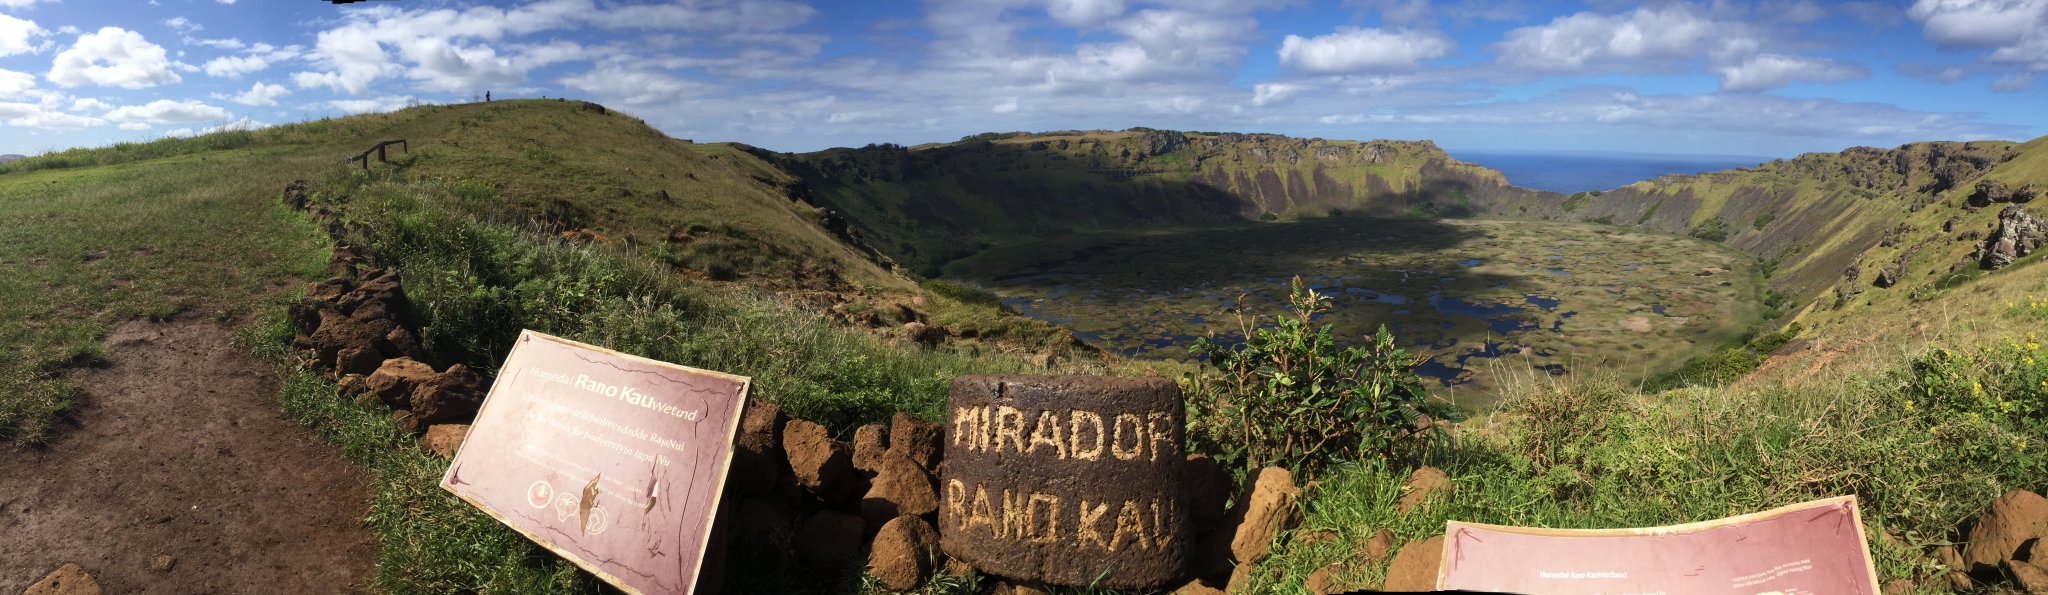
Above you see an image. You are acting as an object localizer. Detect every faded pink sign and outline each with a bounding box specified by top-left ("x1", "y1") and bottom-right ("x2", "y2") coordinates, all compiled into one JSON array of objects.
[
  {"x1": 1438, "y1": 496, "x2": 1880, "y2": 595},
  {"x1": 441, "y1": 330, "x2": 749, "y2": 595}
]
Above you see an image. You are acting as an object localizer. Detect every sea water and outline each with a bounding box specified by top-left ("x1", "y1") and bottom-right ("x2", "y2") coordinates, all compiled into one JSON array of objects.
[{"x1": 1449, "y1": 149, "x2": 1773, "y2": 194}]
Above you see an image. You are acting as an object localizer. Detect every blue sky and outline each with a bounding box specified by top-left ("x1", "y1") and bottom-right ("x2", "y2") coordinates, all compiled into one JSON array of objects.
[{"x1": 0, "y1": 0, "x2": 2043, "y2": 158}]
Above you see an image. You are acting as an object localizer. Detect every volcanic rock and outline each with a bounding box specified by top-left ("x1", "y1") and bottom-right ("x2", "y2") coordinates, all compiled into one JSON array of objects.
[
  {"x1": 2011, "y1": 559, "x2": 2048, "y2": 594},
  {"x1": 1383, "y1": 535, "x2": 1445, "y2": 591},
  {"x1": 853, "y1": 423, "x2": 890, "y2": 475},
  {"x1": 24, "y1": 563, "x2": 101, "y2": 595},
  {"x1": 868, "y1": 515, "x2": 942, "y2": 591},
  {"x1": 1937, "y1": 544, "x2": 1972, "y2": 589},
  {"x1": 306, "y1": 277, "x2": 353, "y2": 301},
  {"x1": 1359, "y1": 527, "x2": 1395, "y2": 562},
  {"x1": 1976, "y1": 205, "x2": 2047, "y2": 270},
  {"x1": 794, "y1": 510, "x2": 865, "y2": 567},
  {"x1": 1396, "y1": 466, "x2": 1454, "y2": 514},
  {"x1": 785, "y1": 418, "x2": 859, "y2": 504},
  {"x1": 1975, "y1": 179, "x2": 2013, "y2": 205},
  {"x1": 887, "y1": 412, "x2": 944, "y2": 472},
  {"x1": 423, "y1": 424, "x2": 471, "y2": 459},
  {"x1": 367, "y1": 357, "x2": 436, "y2": 409},
  {"x1": 731, "y1": 497, "x2": 799, "y2": 551},
  {"x1": 408, "y1": 363, "x2": 484, "y2": 424},
  {"x1": 1963, "y1": 490, "x2": 2048, "y2": 573},
  {"x1": 308, "y1": 309, "x2": 398, "y2": 366},
  {"x1": 335, "y1": 346, "x2": 384, "y2": 377},
  {"x1": 730, "y1": 400, "x2": 790, "y2": 498},
  {"x1": 1230, "y1": 467, "x2": 1301, "y2": 566},
  {"x1": 860, "y1": 450, "x2": 939, "y2": 527}
]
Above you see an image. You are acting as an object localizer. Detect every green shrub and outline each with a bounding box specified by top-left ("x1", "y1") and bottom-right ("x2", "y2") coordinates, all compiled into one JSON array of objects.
[
  {"x1": 919, "y1": 278, "x2": 1002, "y2": 306},
  {"x1": 1184, "y1": 277, "x2": 1458, "y2": 480},
  {"x1": 1258, "y1": 212, "x2": 1279, "y2": 221},
  {"x1": 1688, "y1": 217, "x2": 1728, "y2": 242},
  {"x1": 1328, "y1": 207, "x2": 1343, "y2": 218},
  {"x1": 1636, "y1": 198, "x2": 1664, "y2": 224},
  {"x1": 1582, "y1": 215, "x2": 1614, "y2": 225},
  {"x1": 1752, "y1": 210, "x2": 1776, "y2": 229},
  {"x1": 1561, "y1": 192, "x2": 1589, "y2": 213}
]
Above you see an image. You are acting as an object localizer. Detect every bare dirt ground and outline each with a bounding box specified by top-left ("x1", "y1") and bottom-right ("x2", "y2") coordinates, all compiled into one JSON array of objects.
[{"x1": 0, "y1": 317, "x2": 377, "y2": 594}]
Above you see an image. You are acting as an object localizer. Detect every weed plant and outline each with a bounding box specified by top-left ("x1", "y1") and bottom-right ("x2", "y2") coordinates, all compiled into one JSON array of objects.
[{"x1": 1184, "y1": 277, "x2": 1459, "y2": 481}]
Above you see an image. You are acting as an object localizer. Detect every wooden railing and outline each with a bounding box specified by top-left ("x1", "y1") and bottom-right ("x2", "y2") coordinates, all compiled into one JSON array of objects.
[{"x1": 346, "y1": 140, "x2": 408, "y2": 170}]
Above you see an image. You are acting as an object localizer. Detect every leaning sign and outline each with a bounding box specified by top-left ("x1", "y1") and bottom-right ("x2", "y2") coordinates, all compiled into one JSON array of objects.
[
  {"x1": 1437, "y1": 496, "x2": 1880, "y2": 594},
  {"x1": 441, "y1": 330, "x2": 749, "y2": 595}
]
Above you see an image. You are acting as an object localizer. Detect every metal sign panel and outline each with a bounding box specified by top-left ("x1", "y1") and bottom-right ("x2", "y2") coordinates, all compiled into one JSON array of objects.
[
  {"x1": 1438, "y1": 496, "x2": 1880, "y2": 595},
  {"x1": 441, "y1": 330, "x2": 749, "y2": 595}
]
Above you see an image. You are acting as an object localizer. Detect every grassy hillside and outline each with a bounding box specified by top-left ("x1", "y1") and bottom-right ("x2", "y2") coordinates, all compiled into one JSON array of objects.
[{"x1": 4, "y1": 101, "x2": 2046, "y2": 594}]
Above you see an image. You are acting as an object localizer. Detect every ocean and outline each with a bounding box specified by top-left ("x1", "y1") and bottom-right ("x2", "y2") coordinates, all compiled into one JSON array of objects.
[{"x1": 1447, "y1": 150, "x2": 1775, "y2": 195}]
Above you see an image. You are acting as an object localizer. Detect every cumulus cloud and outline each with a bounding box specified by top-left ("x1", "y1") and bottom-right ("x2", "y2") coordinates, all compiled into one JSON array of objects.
[
  {"x1": 204, "y1": 44, "x2": 302, "y2": 78},
  {"x1": 119, "y1": 121, "x2": 149, "y2": 130},
  {"x1": 1278, "y1": 27, "x2": 1454, "y2": 73},
  {"x1": 187, "y1": 37, "x2": 244, "y2": 50},
  {"x1": 1, "y1": 101, "x2": 106, "y2": 129},
  {"x1": 70, "y1": 97, "x2": 112, "y2": 111},
  {"x1": 164, "y1": 17, "x2": 202, "y2": 34},
  {"x1": 1, "y1": 12, "x2": 46, "y2": 57},
  {"x1": 1493, "y1": 5, "x2": 1733, "y2": 71},
  {"x1": 48, "y1": 28, "x2": 184, "y2": 88},
  {"x1": 1716, "y1": 54, "x2": 1871, "y2": 90},
  {"x1": 226, "y1": 81, "x2": 289, "y2": 106},
  {"x1": 105, "y1": 99, "x2": 231, "y2": 123},
  {"x1": 0, "y1": 67, "x2": 31, "y2": 97},
  {"x1": 1908, "y1": 0, "x2": 2048, "y2": 88},
  {"x1": 1045, "y1": 0, "x2": 1126, "y2": 25}
]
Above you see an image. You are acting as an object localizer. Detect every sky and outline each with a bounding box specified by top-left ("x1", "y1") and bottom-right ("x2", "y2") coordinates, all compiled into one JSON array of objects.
[{"x1": 0, "y1": 0, "x2": 2043, "y2": 158}]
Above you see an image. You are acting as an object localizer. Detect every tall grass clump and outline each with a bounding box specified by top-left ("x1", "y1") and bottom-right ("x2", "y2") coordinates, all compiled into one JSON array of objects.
[{"x1": 1184, "y1": 277, "x2": 1458, "y2": 481}]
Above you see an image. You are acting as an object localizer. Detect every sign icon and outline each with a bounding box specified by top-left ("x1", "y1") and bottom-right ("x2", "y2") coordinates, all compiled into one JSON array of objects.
[{"x1": 527, "y1": 480, "x2": 554, "y2": 508}]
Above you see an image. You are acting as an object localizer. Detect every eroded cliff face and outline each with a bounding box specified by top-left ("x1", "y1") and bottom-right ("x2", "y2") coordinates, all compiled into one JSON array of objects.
[{"x1": 746, "y1": 130, "x2": 1558, "y2": 275}]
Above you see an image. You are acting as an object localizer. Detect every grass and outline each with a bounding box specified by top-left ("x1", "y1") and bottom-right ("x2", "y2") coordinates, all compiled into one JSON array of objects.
[{"x1": 0, "y1": 144, "x2": 330, "y2": 443}]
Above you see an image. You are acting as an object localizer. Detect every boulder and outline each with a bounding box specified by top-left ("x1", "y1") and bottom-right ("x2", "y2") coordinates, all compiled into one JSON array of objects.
[
  {"x1": 1359, "y1": 527, "x2": 1394, "y2": 562},
  {"x1": 392, "y1": 410, "x2": 421, "y2": 434},
  {"x1": 1976, "y1": 179, "x2": 2014, "y2": 204},
  {"x1": 1304, "y1": 561, "x2": 1350, "y2": 595},
  {"x1": 409, "y1": 363, "x2": 485, "y2": 424},
  {"x1": 853, "y1": 423, "x2": 890, "y2": 475},
  {"x1": 784, "y1": 418, "x2": 858, "y2": 504},
  {"x1": 384, "y1": 327, "x2": 430, "y2": 361},
  {"x1": 367, "y1": 357, "x2": 437, "y2": 409},
  {"x1": 288, "y1": 299, "x2": 331, "y2": 335},
  {"x1": 24, "y1": 563, "x2": 101, "y2": 595},
  {"x1": 1167, "y1": 577, "x2": 1226, "y2": 595},
  {"x1": 306, "y1": 277, "x2": 354, "y2": 301},
  {"x1": 336, "y1": 346, "x2": 384, "y2": 377},
  {"x1": 1881, "y1": 578, "x2": 1912, "y2": 595},
  {"x1": 1396, "y1": 466, "x2": 1454, "y2": 514},
  {"x1": 794, "y1": 510, "x2": 865, "y2": 567},
  {"x1": 868, "y1": 515, "x2": 942, "y2": 591},
  {"x1": 336, "y1": 373, "x2": 367, "y2": 396},
  {"x1": 730, "y1": 400, "x2": 789, "y2": 498},
  {"x1": 860, "y1": 451, "x2": 939, "y2": 527},
  {"x1": 423, "y1": 424, "x2": 471, "y2": 459},
  {"x1": 1963, "y1": 490, "x2": 2048, "y2": 573},
  {"x1": 903, "y1": 321, "x2": 949, "y2": 344},
  {"x1": 1977, "y1": 205, "x2": 2048, "y2": 270},
  {"x1": 1183, "y1": 454, "x2": 1232, "y2": 533},
  {"x1": 1230, "y1": 467, "x2": 1302, "y2": 567},
  {"x1": 2011, "y1": 559, "x2": 2048, "y2": 594},
  {"x1": 309, "y1": 309, "x2": 398, "y2": 365},
  {"x1": 887, "y1": 412, "x2": 944, "y2": 472},
  {"x1": 890, "y1": 302, "x2": 917, "y2": 323},
  {"x1": 1383, "y1": 535, "x2": 1445, "y2": 592}
]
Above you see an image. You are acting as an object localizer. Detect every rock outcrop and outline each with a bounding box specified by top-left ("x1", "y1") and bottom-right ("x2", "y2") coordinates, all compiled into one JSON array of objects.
[{"x1": 1973, "y1": 205, "x2": 2047, "y2": 270}]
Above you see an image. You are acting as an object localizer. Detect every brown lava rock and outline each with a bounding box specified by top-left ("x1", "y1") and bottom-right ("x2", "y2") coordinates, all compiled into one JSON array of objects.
[
  {"x1": 367, "y1": 357, "x2": 436, "y2": 409},
  {"x1": 784, "y1": 418, "x2": 859, "y2": 504},
  {"x1": 1182, "y1": 454, "x2": 1231, "y2": 532},
  {"x1": 25, "y1": 563, "x2": 101, "y2": 595},
  {"x1": 1383, "y1": 535, "x2": 1445, "y2": 591},
  {"x1": 406, "y1": 363, "x2": 483, "y2": 424},
  {"x1": 1396, "y1": 466, "x2": 1454, "y2": 514},
  {"x1": 730, "y1": 400, "x2": 790, "y2": 498},
  {"x1": 1229, "y1": 467, "x2": 1301, "y2": 566},
  {"x1": 888, "y1": 411, "x2": 944, "y2": 472},
  {"x1": 853, "y1": 423, "x2": 890, "y2": 475},
  {"x1": 861, "y1": 451, "x2": 939, "y2": 527},
  {"x1": 1963, "y1": 490, "x2": 2048, "y2": 575},
  {"x1": 868, "y1": 515, "x2": 943, "y2": 591},
  {"x1": 939, "y1": 375, "x2": 1189, "y2": 589},
  {"x1": 423, "y1": 424, "x2": 470, "y2": 459}
]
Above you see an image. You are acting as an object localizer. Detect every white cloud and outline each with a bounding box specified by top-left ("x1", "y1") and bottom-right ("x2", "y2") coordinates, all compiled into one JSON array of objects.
[
  {"x1": 326, "y1": 95, "x2": 415, "y2": 114},
  {"x1": 200, "y1": 116, "x2": 265, "y2": 134},
  {"x1": 70, "y1": 97, "x2": 112, "y2": 111},
  {"x1": 1909, "y1": 0, "x2": 2048, "y2": 87},
  {"x1": 227, "y1": 81, "x2": 289, "y2": 106},
  {"x1": 1, "y1": 101, "x2": 106, "y2": 130},
  {"x1": 1715, "y1": 53, "x2": 1870, "y2": 90},
  {"x1": 203, "y1": 43, "x2": 302, "y2": 78},
  {"x1": 119, "y1": 121, "x2": 149, "y2": 130},
  {"x1": 991, "y1": 97, "x2": 1018, "y2": 113},
  {"x1": 1493, "y1": 5, "x2": 1733, "y2": 72},
  {"x1": 1, "y1": 13, "x2": 46, "y2": 57},
  {"x1": 1277, "y1": 27, "x2": 1455, "y2": 73},
  {"x1": 0, "y1": 0, "x2": 44, "y2": 9},
  {"x1": 187, "y1": 37, "x2": 244, "y2": 50},
  {"x1": 48, "y1": 28, "x2": 184, "y2": 89},
  {"x1": 164, "y1": 17, "x2": 202, "y2": 34},
  {"x1": 163, "y1": 127, "x2": 193, "y2": 137},
  {"x1": 105, "y1": 99, "x2": 231, "y2": 123},
  {"x1": 0, "y1": 67, "x2": 31, "y2": 97},
  {"x1": 557, "y1": 67, "x2": 706, "y2": 107},
  {"x1": 1046, "y1": 0, "x2": 1126, "y2": 26},
  {"x1": 1758, "y1": 1, "x2": 1828, "y2": 23},
  {"x1": 216, "y1": 0, "x2": 236, "y2": 5}
]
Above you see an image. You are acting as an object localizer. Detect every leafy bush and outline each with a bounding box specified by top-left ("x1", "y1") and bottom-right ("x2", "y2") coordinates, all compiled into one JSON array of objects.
[
  {"x1": 1902, "y1": 339, "x2": 2048, "y2": 436},
  {"x1": 1258, "y1": 212, "x2": 1278, "y2": 221},
  {"x1": 1752, "y1": 210, "x2": 1776, "y2": 229},
  {"x1": 1644, "y1": 323, "x2": 1802, "y2": 391},
  {"x1": 1688, "y1": 217, "x2": 1729, "y2": 242},
  {"x1": 1184, "y1": 277, "x2": 1458, "y2": 480},
  {"x1": 1561, "y1": 192, "x2": 1589, "y2": 213},
  {"x1": 919, "y1": 278, "x2": 1002, "y2": 306},
  {"x1": 1582, "y1": 215, "x2": 1614, "y2": 225}
]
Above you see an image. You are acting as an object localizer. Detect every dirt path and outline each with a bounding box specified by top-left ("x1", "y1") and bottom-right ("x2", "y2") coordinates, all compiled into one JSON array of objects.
[{"x1": 0, "y1": 317, "x2": 377, "y2": 594}]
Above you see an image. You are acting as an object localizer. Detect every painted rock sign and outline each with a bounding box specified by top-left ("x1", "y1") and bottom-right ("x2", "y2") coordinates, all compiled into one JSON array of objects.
[
  {"x1": 1439, "y1": 496, "x2": 1880, "y2": 594},
  {"x1": 440, "y1": 330, "x2": 749, "y2": 595},
  {"x1": 939, "y1": 375, "x2": 1189, "y2": 588}
]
